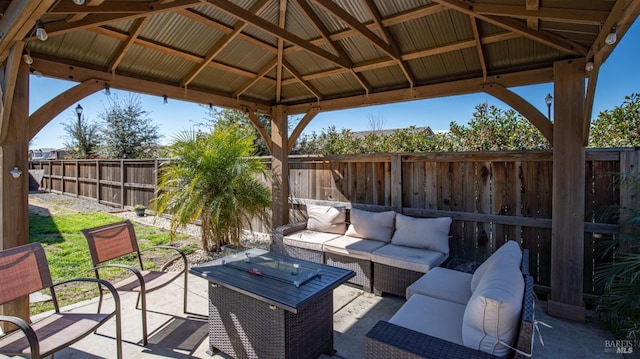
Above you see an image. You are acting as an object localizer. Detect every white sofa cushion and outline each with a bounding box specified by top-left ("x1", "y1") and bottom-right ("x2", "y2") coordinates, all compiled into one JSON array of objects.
[
  {"x1": 345, "y1": 208, "x2": 396, "y2": 243},
  {"x1": 391, "y1": 214, "x2": 451, "y2": 255},
  {"x1": 322, "y1": 235, "x2": 386, "y2": 260},
  {"x1": 370, "y1": 244, "x2": 447, "y2": 273},
  {"x1": 471, "y1": 240, "x2": 522, "y2": 292},
  {"x1": 462, "y1": 259, "x2": 524, "y2": 357},
  {"x1": 389, "y1": 293, "x2": 465, "y2": 346},
  {"x1": 406, "y1": 267, "x2": 472, "y2": 304},
  {"x1": 306, "y1": 204, "x2": 347, "y2": 235},
  {"x1": 283, "y1": 230, "x2": 342, "y2": 252}
]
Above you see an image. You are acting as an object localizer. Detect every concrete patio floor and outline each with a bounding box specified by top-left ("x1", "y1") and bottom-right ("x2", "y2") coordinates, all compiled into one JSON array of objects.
[{"x1": 21, "y1": 273, "x2": 630, "y2": 359}]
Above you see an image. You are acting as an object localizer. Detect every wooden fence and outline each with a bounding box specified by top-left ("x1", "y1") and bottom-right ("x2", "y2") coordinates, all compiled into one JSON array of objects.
[{"x1": 30, "y1": 148, "x2": 639, "y2": 296}]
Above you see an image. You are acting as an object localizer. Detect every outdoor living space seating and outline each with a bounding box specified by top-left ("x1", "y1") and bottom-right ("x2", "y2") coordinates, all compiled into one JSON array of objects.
[
  {"x1": 365, "y1": 241, "x2": 533, "y2": 358},
  {"x1": 82, "y1": 220, "x2": 188, "y2": 345},
  {"x1": 272, "y1": 204, "x2": 452, "y2": 295},
  {"x1": 0, "y1": 242, "x2": 122, "y2": 359}
]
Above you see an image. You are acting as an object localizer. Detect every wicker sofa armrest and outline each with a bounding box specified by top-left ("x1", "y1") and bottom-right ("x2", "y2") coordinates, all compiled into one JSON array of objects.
[
  {"x1": 271, "y1": 221, "x2": 308, "y2": 254},
  {"x1": 365, "y1": 321, "x2": 498, "y2": 359}
]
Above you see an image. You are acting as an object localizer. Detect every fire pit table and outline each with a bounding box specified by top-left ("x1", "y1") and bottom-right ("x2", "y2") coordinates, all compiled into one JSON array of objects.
[{"x1": 190, "y1": 248, "x2": 355, "y2": 359}]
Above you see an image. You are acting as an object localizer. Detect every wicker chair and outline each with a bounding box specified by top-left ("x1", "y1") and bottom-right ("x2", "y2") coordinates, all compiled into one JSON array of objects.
[
  {"x1": 0, "y1": 242, "x2": 122, "y2": 359},
  {"x1": 82, "y1": 220, "x2": 188, "y2": 345}
]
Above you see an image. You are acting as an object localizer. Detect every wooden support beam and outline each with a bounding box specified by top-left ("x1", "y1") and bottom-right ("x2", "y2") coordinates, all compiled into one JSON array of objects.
[
  {"x1": 0, "y1": 60, "x2": 30, "y2": 328},
  {"x1": 108, "y1": 16, "x2": 149, "y2": 73},
  {"x1": 206, "y1": 0, "x2": 350, "y2": 69},
  {"x1": 0, "y1": 43, "x2": 24, "y2": 144},
  {"x1": 525, "y1": 0, "x2": 539, "y2": 30},
  {"x1": 271, "y1": 105, "x2": 289, "y2": 227},
  {"x1": 232, "y1": 57, "x2": 277, "y2": 99},
  {"x1": 0, "y1": 0, "x2": 56, "y2": 62},
  {"x1": 243, "y1": 108, "x2": 272, "y2": 154},
  {"x1": 276, "y1": 0, "x2": 286, "y2": 103},
  {"x1": 482, "y1": 83, "x2": 553, "y2": 143},
  {"x1": 288, "y1": 107, "x2": 319, "y2": 153},
  {"x1": 548, "y1": 58, "x2": 586, "y2": 322},
  {"x1": 29, "y1": 80, "x2": 103, "y2": 139},
  {"x1": 582, "y1": 64, "x2": 600, "y2": 146},
  {"x1": 470, "y1": 17, "x2": 487, "y2": 81}
]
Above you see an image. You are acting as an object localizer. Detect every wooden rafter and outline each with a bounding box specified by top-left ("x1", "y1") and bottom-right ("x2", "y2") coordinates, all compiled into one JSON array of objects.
[
  {"x1": 233, "y1": 57, "x2": 278, "y2": 99},
  {"x1": 431, "y1": 0, "x2": 588, "y2": 55},
  {"x1": 0, "y1": 0, "x2": 56, "y2": 62},
  {"x1": 206, "y1": 0, "x2": 350, "y2": 69},
  {"x1": 525, "y1": 0, "x2": 539, "y2": 30},
  {"x1": 109, "y1": 16, "x2": 148, "y2": 73},
  {"x1": 66, "y1": 0, "x2": 105, "y2": 23},
  {"x1": 181, "y1": 0, "x2": 271, "y2": 88},
  {"x1": 42, "y1": 0, "x2": 202, "y2": 38},
  {"x1": 0, "y1": 43, "x2": 24, "y2": 144},
  {"x1": 362, "y1": 0, "x2": 414, "y2": 86},
  {"x1": 470, "y1": 17, "x2": 487, "y2": 81},
  {"x1": 587, "y1": 0, "x2": 640, "y2": 65},
  {"x1": 292, "y1": 0, "x2": 371, "y2": 94},
  {"x1": 282, "y1": 60, "x2": 322, "y2": 100},
  {"x1": 311, "y1": 0, "x2": 398, "y2": 60},
  {"x1": 473, "y1": 3, "x2": 608, "y2": 25}
]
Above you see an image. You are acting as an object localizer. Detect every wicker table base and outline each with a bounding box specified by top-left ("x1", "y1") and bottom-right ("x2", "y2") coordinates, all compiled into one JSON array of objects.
[{"x1": 208, "y1": 283, "x2": 334, "y2": 359}]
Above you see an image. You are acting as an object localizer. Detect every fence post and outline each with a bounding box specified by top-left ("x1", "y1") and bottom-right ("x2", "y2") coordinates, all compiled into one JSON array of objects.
[
  {"x1": 120, "y1": 160, "x2": 124, "y2": 209},
  {"x1": 75, "y1": 160, "x2": 79, "y2": 197},
  {"x1": 96, "y1": 159, "x2": 100, "y2": 204},
  {"x1": 391, "y1": 154, "x2": 402, "y2": 213}
]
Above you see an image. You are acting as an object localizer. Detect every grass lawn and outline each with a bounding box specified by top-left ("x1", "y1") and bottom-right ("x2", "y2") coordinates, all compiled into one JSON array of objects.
[{"x1": 29, "y1": 212, "x2": 195, "y2": 314}]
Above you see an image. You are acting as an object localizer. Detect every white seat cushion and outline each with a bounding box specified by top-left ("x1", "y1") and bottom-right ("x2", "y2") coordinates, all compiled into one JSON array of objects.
[
  {"x1": 283, "y1": 230, "x2": 342, "y2": 252},
  {"x1": 391, "y1": 214, "x2": 451, "y2": 255},
  {"x1": 344, "y1": 208, "x2": 396, "y2": 243},
  {"x1": 462, "y1": 259, "x2": 524, "y2": 357},
  {"x1": 389, "y1": 294, "x2": 465, "y2": 346},
  {"x1": 370, "y1": 244, "x2": 447, "y2": 273},
  {"x1": 322, "y1": 235, "x2": 387, "y2": 260},
  {"x1": 471, "y1": 240, "x2": 522, "y2": 292},
  {"x1": 306, "y1": 204, "x2": 347, "y2": 235},
  {"x1": 406, "y1": 267, "x2": 472, "y2": 304}
]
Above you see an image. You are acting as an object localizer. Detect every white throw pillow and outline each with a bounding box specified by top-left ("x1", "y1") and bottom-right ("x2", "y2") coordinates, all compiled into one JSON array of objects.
[
  {"x1": 391, "y1": 214, "x2": 451, "y2": 255},
  {"x1": 462, "y1": 259, "x2": 524, "y2": 357},
  {"x1": 345, "y1": 208, "x2": 396, "y2": 243},
  {"x1": 306, "y1": 204, "x2": 347, "y2": 235},
  {"x1": 470, "y1": 240, "x2": 522, "y2": 292}
]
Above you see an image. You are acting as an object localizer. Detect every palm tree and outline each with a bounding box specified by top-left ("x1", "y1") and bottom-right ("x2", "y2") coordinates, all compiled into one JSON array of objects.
[
  {"x1": 153, "y1": 125, "x2": 271, "y2": 252},
  {"x1": 595, "y1": 172, "x2": 640, "y2": 342}
]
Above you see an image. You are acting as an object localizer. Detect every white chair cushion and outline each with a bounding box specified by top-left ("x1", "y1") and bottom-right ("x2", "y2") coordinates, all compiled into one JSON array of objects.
[
  {"x1": 306, "y1": 204, "x2": 347, "y2": 235},
  {"x1": 391, "y1": 214, "x2": 451, "y2": 255},
  {"x1": 471, "y1": 240, "x2": 522, "y2": 292},
  {"x1": 322, "y1": 236, "x2": 387, "y2": 260},
  {"x1": 370, "y1": 244, "x2": 447, "y2": 273},
  {"x1": 462, "y1": 259, "x2": 524, "y2": 357},
  {"x1": 406, "y1": 267, "x2": 472, "y2": 304},
  {"x1": 389, "y1": 294, "x2": 465, "y2": 346},
  {"x1": 283, "y1": 230, "x2": 342, "y2": 251},
  {"x1": 345, "y1": 208, "x2": 396, "y2": 243}
]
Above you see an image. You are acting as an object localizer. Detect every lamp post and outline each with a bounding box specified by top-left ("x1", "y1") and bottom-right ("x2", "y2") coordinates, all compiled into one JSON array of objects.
[
  {"x1": 75, "y1": 104, "x2": 83, "y2": 122},
  {"x1": 545, "y1": 93, "x2": 553, "y2": 120}
]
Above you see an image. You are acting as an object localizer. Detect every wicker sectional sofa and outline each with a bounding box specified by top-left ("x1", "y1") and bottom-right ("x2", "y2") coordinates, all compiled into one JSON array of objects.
[
  {"x1": 271, "y1": 204, "x2": 452, "y2": 295},
  {"x1": 365, "y1": 241, "x2": 534, "y2": 358}
]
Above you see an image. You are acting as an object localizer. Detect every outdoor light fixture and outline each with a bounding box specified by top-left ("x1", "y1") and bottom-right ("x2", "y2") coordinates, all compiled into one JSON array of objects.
[
  {"x1": 104, "y1": 83, "x2": 111, "y2": 96},
  {"x1": 545, "y1": 93, "x2": 553, "y2": 119},
  {"x1": 72, "y1": 0, "x2": 86, "y2": 4},
  {"x1": 22, "y1": 51, "x2": 33, "y2": 65},
  {"x1": 605, "y1": 27, "x2": 617, "y2": 45},
  {"x1": 35, "y1": 20, "x2": 48, "y2": 41},
  {"x1": 30, "y1": 68, "x2": 43, "y2": 78},
  {"x1": 163, "y1": 95, "x2": 168, "y2": 104},
  {"x1": 585, "y1": 60, "x2": 594, "y2": 72},
  {"x1": 75, "y1": 104, "x2": 83, "y2": 121},
  {"x1": 10, "y1": 167, "x2": 22, "y2": 179}
]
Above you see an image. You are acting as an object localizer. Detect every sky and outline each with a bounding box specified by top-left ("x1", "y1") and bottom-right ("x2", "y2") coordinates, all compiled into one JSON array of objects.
[{"x1": 29, "y1": 19, "x2": 640, "y2": 150}]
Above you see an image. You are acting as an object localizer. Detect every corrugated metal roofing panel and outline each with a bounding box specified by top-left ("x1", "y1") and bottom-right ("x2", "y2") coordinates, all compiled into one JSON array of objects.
[
  {"x1": 243, "y1": 78, "x2": 276, "y2": 102},
  {"x1": 360, "y1": 65, "x2": 407, "y2": 89},
  {"x1": 281, "y1": 82, "x2": 316, "y2": 103},
  {"x1": 284, "y1": 49, "x2": 339, "y2": 77},
  {"x1": 337, "y1": 35, "x2": 386, "y2": 63},
  {"x1": 142, "y1": 12, "x2": 225, "y2": 56},
  {"x1": 309, "y1": 73, "x2": 362, "y2": 97},
  {"x1": 118, "y1": 45, "x2": 192, "y2": 84},
  {"x1": 373, "y1": 0, "x2": 433, "y2": 18},
  {"x1": 483, "y1": 37, "x2": 564, "y2": 71},
  {"x1": 286, "y1": 1, "x2": 321, "y2": 40},
  {"x1": 216, "y1": 39, "x2": 277, "y2": 73},
  {"x1": 190, "y1": 65, "x2": 249, "y2": 94}
]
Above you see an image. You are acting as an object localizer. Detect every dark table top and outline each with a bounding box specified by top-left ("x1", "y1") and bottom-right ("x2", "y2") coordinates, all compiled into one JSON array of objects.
[{"x1": 189, "y1": 248, "x2": 355, "y2": 313}]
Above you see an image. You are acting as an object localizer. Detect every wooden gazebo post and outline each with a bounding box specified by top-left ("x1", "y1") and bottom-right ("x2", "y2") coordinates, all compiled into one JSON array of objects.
[
  {"x1": 0, "y1": 58, "x2": 31, "y2": 326},
  {"x1": 271, "y1": 104, "x2": 289, "y2": 229},
  {"x1": 548, "y1": 58, "x2": 586, "y2": 322}
]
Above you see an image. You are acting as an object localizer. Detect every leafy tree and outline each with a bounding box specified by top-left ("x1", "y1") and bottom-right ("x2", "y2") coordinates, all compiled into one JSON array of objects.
[
  {"x1": 443, "y1": 103, "x2": 550, "y2": 151},
  {"x1": 200, "y1": 107, "x2": 274, "y2": 156},
  {"x1": 154, "y1": 124, "x2": 271, "y2": 251},
  {"x1": 62, "y1": 110, "x2": 100, "y2": 158},
  {"x1": 99, "y1": 93, "x2": 161, "y2": 158},
  {"x1": 589, "y1": 93, "x2": 640, "y2": 148}
]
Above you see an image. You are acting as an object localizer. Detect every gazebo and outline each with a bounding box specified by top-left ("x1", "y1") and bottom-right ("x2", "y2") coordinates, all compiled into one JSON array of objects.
[{"x1": 1, "y1": 0, "x2": 639, "y2": 325}]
